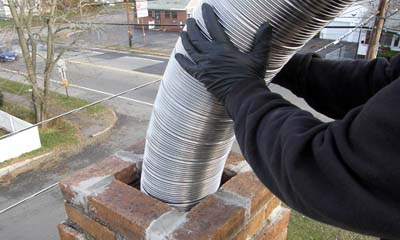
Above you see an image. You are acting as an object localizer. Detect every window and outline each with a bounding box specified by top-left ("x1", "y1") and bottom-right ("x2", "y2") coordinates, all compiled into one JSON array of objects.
[
  {"x1": 172, "y1": 11, "x2": 177, "y2": 19},
  {"x1": 165, "y1": 11, "x2": 170, "y2": 18},
  {"x1": 155, "y1": 10, "x2": 161, "y2": 20},
  {"x1": 148, "y1": 10, "x2": 153, "y2": 18},
  {"x1": 394, "y1": 37, "x2": 400, "y2": 48}
]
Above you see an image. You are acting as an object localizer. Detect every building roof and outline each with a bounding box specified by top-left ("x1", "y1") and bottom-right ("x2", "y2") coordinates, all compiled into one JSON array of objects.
[
  {"x1": 147, "y1": 0, "x2": 192, "y2": 11},
  {"x1": 331, "y1": 1, "x2": 400, "y2": 33}
]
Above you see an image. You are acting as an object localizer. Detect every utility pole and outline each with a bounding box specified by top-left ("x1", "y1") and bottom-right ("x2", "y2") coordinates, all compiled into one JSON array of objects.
[
  {"x1": 134, "y1": 0, "x2": 147, "y2": 44},
  {"x1": 366, "y1": 0, "x2": 389, "y2": 60},
  {"x1": 125, "y1": 0, "x2": 133, "y2": 47}
]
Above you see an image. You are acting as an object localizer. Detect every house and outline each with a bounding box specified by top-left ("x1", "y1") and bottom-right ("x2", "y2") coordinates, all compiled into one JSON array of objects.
[
  {"x1": 320, "y1": 4, "x2": 372, "y2": 57},
  {"x1": 320, "y1": 4, "x2": 371, "y2": 57},
  {"x1": 134, "y1": 0, "x2": 199, "y2": 32},
  {"x1": 0, "y1": 0, "x2": 42, "y2": 18},
  {"x1": 320, "y1": 4, "x2": 370, "y2": 43},
  {"x1": 380, "y1": 9, "x2": 400, "y2": 52},
  {"x1": 0, "y1": 0, "x2": 11, "y2": 18},
  {"x1": 321, "y1": 2, "x2": 400, "y2": 57}
]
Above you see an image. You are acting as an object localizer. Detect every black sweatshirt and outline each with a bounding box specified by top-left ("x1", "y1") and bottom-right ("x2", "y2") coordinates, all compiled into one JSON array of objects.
[{"x1": 224, "y1": 54, "x2": 400, "y2": 240}]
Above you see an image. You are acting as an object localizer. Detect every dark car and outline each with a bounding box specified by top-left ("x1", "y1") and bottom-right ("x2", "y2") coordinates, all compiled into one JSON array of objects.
[{"x1": 0, "y1": 47, "x2": 18, "y2": 62}]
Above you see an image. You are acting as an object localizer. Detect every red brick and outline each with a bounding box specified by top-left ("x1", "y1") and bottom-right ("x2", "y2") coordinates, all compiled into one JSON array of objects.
[
  {"x1": 222, "y1": 172, "x2": 274, "y2": 217},
  {"x1": 57, "y1": 223, "x2": 86, "y2": 240},
  {"x1": 265, "y1": 197, "x2": 282, "y2": 221},
  {"x1": 225, "y1": 152, "x2": 245, "y2": 168},
  {"x1": 59, "y1": 155, "x2": 140, "y2": 206},
  {"x1": 135, "y1": 10, "x2": 188, "y2": 32},
  {"x1": 65, "y1": 204, "x2": 115, "y2": 240},
  {"x1": 235, "y1": 210, "x2": 266, "y2": 240},
  {"x1": 275, "y1": 229, "x2": 288, "y2": 240},
  {"x1": 172, "y1": 195, "x2": 245, "y2": 240},
  {"x1": 88, "y1": 180, "x2": 171, "y2": 240},
  {"x1": 255, "y1": 208, "x2": 291, "y2": 240},
  {"x1": 223, "y1": 152, "x2": 246, "y2": 176}
]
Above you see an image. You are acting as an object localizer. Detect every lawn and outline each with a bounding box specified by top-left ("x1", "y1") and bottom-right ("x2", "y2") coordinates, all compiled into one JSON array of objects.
[
  {"x1": 0, "y1": 77, "x2": 108, "y2": 167},
  {"x1": 378, "y1": 48, "x2": 398, "y2": 59},
  {"x1": 287, "y1": 210, "x2": 376, "y2": 240},
  {"x1": 51, "y1": 92, "x2": 106, "y2": 115},
  {"x1": 0, "y1": 19, "x2": 14, "y2": 29},
  {"x1": 0, "y1": 101, "x2": 80, "y2": 168},
  {"x1": 0, "y1": 77, "x2": 106, "y2": 115},
  {"x1": 0, "y1": 128, "x2": 7, "y2": 137},
  {"x1": 0, "y1": 79, "x2": 31, "y2": 95}
]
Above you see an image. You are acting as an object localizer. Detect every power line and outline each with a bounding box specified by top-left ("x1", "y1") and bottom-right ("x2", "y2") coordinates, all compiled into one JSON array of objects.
[
  {"x1": 1, "y1": 18, "x2": 397, "y2": 30},
  {"x1": 0, "y1": 183, "x2": 58, "y2": 215},
  {"x1": 316, "y1": 14, "x2": 376, "y2": 53},
  {"x1": 0, "y1": 79, "x2": 161, "y2": 141}
]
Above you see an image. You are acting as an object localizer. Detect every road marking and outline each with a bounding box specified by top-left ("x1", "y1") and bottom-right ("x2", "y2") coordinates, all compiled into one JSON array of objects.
[
  {"x1": 0, "y1": 67, "x2": 155, "y2": 107},
  {"x1": 124, "y1": 56, "x2": 164, "y2": 63},
  {"x1": 55, "y1": 80, "x2": 155, "y2": 107},
  {"x1": 66, "y1": 60, "x2": 163, "y2": 79},
  {"x1": 88, "y1": 46, "x2": 171, "y2": 60}
]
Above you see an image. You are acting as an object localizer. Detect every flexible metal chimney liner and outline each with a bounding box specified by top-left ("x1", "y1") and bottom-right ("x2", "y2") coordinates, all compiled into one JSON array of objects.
[{"x1": 141, "y1": 0, "x2": 354, "y2": 211}]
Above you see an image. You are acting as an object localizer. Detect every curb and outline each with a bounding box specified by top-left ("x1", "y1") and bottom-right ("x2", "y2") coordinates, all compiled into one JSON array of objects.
[
  {"x1": 0, "y1": 108, "x2": 117, "y2": 178},
  {"x1": 90, "y1": 109, "x2": 118, "y2": 138},
  {"x1": 0, "y1": 152, "x2": 53, "y2": 178},
  {"x1": 0, "y1": 108, "x2": 118, "y2": 178},
  {"x1": 104, "y1": 46, "x2": 171, "y2": 58}
]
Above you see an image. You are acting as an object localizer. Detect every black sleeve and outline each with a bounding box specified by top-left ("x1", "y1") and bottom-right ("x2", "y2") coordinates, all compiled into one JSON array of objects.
[
  {"x1": 272, "y1": 54, "x2": 400, "y2": 119},
  {"x1": 225, "y1": 78, "x2": 400, "y2": 239}
]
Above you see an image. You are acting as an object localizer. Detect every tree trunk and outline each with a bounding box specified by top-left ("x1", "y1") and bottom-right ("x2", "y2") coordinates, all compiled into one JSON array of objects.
[
  {"x1": 42, "y1": 0, "x2": 58, "y2": 122},
  {"x1": 7, "y1": 0, "x2": 43, "y2": 123}
]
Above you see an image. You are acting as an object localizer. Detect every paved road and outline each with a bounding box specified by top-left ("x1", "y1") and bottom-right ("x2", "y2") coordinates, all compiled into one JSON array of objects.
[
  {"x1": 0, "y1": 48, "x2": 167, "y2": 240},
  {"x1": 0, "y1": 35, "x2": 332, "y2": 239},
  {"x1": 66, "y1": 8, "x2": 181, "y2": 52}
]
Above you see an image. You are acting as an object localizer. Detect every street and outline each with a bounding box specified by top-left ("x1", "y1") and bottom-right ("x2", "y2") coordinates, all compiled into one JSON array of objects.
[
  {"x1": 0, "y1": 33, "x2": 331, "y2": 240},
  {"x1": 0, "y1": 47, "x2": 168, "y2": 240}
]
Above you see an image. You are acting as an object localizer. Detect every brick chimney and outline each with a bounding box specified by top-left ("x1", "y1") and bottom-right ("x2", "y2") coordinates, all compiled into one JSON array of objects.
[{"x1": 58, "y1": 141, "x2": 290, "y2": 240}]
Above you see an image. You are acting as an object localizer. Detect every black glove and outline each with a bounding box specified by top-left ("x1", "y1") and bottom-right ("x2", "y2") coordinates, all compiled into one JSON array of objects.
[{"x1": 175, "y1": 3, "x2": 273, "y2": 104}]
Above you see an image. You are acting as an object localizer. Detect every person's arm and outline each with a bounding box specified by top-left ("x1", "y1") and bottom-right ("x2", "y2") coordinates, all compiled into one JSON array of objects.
[
  {"x1": 175, "y1": 5, "x2": 400, "y2": 238},
  {"x1": 225, "y1": 78, "x2": 400, "y2": 239},
  {"x1": 272, "y1": 54, "x2": 400, "y2": 119}
]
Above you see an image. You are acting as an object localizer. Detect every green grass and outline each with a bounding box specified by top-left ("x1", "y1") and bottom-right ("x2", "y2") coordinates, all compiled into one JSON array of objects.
[
  {"x1": 0, "y1": 77, "x2": 108, "y2": 166},
  {"x1": 1, "y1": 101, "x2": 35, "y2": 122},
  {"x1": 51, "y1": 92, "x2": 106, "y2": 114},
  {"x1": 0, "y1": 19, "x2": 14, "y2": 29},
  {"x1": 0, "y1": 78, "x2": 107, "y2": 167},
  {"x1": 379, "y1": 50, "x2": 398, "y2": 59},
  {"x1": 0, "y1": 128, "x2": 7, "y2": 137},
  {"x1": 0, "y1": 101, "x2": 79, "y2": 167},
  {"x1": 287, "y1": 210, "x2": 375, "y2": 240},
  {"x1": 0, "y1": 77, "x2": 106, "y2": 115},
  {"x1": 378, "y1": 47, "x2": 399, "y2": 59},
  {"x1": 0, "y1": 78, "x2": 31, "y2": 95},
  {"x1": 0, "y1": 77, "x2": 107, "y2": 165}
]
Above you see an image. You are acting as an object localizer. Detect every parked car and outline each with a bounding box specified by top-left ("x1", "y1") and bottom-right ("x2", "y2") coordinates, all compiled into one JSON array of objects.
[{"x1": 0, "y1": 47, "x2": 18, "y2": 62}]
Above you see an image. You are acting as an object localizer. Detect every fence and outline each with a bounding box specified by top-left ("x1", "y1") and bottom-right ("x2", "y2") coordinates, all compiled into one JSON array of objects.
[{"x1": 0, "y1": 110, "x2": 41, "y2": 162}]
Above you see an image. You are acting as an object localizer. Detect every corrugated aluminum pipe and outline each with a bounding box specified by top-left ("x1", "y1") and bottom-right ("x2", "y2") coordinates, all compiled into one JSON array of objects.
[{"x1": 141, "y1": 0, "x2": 354, "y2": 211}]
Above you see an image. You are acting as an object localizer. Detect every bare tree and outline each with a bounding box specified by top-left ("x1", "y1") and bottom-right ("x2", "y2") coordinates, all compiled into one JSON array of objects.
[{"x1": 6, "y1": 0, "x2": 84, "y2": 123}]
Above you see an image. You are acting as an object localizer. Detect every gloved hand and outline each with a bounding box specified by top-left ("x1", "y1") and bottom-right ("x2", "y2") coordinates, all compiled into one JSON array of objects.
[{"x1": 175, "y1": 3, "x2": 273, "y2": 104}]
